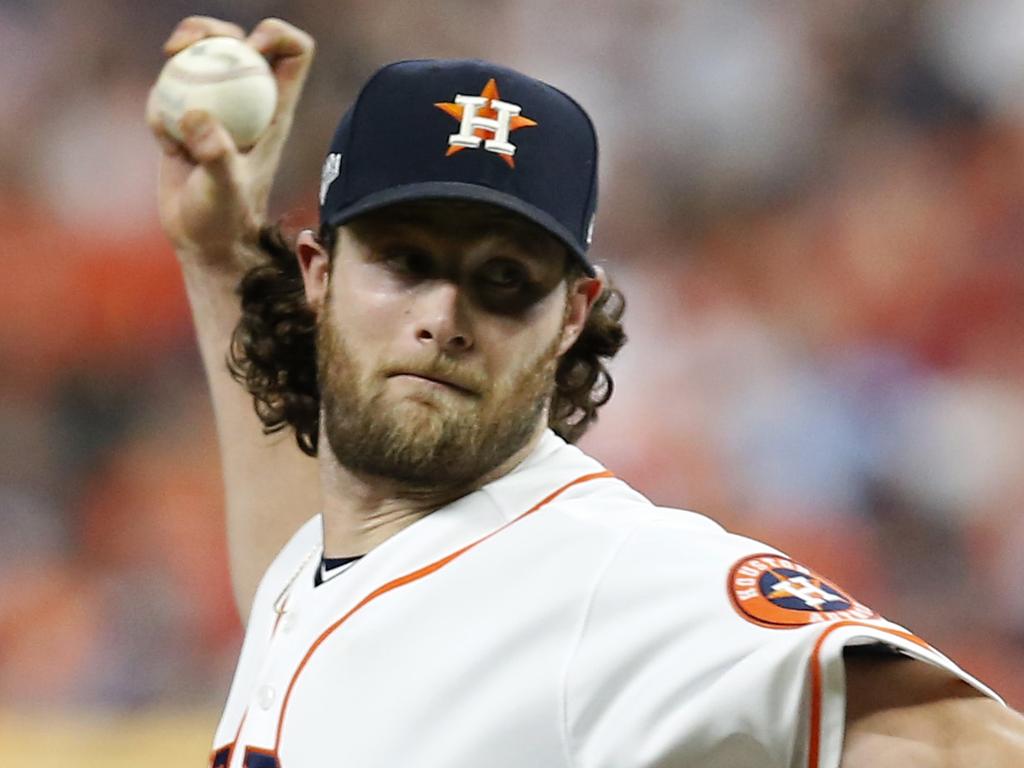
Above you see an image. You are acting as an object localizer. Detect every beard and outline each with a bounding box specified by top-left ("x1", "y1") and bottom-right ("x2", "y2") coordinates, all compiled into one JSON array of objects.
[{"x1": 316, "y1": 306, "x2": 563, "y2": 490}]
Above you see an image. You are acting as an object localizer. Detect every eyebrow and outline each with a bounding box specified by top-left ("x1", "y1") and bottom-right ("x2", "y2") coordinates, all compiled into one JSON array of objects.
[
  {"x1": 354, "y1": 208, "x2": 561, "y2": 248},
  {"x1": 358, "y1": 223, "x2": 560, "y2": 267}
]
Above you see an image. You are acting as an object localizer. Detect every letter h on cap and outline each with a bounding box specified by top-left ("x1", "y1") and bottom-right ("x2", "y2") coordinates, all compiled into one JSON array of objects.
[{"x1": 448, "y1": 95, "x2": 524, "y2": 157}]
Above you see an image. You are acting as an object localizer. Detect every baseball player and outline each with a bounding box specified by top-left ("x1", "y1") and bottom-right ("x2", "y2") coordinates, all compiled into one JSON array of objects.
[{"x1": 148, "y1": 16, "x2": 1024, "y2": 768}]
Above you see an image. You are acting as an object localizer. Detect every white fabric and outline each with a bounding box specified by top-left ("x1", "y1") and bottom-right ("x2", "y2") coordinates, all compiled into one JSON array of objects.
[{"x1": 211, "y1": 430, "x2": 997, "y2": 768}]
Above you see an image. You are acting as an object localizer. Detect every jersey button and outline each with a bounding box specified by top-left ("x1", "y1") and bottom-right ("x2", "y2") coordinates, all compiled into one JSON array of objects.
[{"x1": 257, "y1": 684, "x2": 276, "y2": 710}]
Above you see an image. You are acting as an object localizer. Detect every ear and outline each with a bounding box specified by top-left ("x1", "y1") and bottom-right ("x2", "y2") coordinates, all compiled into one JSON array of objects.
[
  {"x1": 297, "y1": 229, "x2": 331, "y2": 314},
  {"x1": 557, "y1": 264, "x2": 606, "y2": 356}
]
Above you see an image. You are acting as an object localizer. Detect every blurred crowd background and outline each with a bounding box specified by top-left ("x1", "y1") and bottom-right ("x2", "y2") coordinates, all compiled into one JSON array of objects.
[{"x1": 3, "y1": 0, "x2": 1024, "y2": 763}]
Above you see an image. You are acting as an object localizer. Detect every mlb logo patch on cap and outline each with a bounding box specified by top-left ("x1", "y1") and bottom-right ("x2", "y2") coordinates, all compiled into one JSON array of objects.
[{"x1": 318, "y1": 59, "x2": 598, "y2": 275}]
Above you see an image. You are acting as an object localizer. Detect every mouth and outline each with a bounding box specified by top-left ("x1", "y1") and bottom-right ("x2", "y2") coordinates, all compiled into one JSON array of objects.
[{"x1": 388, "y1": 372, "x2": 479, "y2": 397}]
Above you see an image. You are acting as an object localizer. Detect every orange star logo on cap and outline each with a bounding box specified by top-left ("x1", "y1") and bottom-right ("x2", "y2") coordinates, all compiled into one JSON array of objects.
[{"x1": 435, "y1": 78, "x2": 537, "y2": 168}]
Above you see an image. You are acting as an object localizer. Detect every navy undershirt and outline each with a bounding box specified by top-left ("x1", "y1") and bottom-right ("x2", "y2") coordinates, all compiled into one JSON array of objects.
[{"x1": 313, "y1": 554, "x2": 364, "y2": 587}]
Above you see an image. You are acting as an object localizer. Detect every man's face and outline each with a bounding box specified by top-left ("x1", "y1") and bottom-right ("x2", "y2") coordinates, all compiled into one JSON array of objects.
[{"x1": 312, "y1": 203, "x2": 578, "y2": 489}]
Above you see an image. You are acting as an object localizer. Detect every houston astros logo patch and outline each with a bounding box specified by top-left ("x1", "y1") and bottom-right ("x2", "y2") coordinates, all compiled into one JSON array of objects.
[
  {"x1": 728, "y1": 554, "x2": 878, "y2": 628},
  {"x1": 435, "y1": 78, "x2": 537, "y2": 167}
]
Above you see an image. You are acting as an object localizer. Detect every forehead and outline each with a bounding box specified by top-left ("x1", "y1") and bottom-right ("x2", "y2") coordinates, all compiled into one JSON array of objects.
[{"x1": 344, "y1": 201, "x2": 570, "y2": 264}]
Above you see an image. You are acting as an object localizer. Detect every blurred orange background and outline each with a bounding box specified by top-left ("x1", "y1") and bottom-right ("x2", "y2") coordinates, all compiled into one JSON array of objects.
[{"x1": 2, "y1": 1, "x2": 1023, "y2": 764}]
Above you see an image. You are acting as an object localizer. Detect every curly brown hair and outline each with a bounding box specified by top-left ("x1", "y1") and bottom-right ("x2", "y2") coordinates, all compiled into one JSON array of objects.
[{"x1": 228, "y1": 211, "x2": 626, "y2": 457}]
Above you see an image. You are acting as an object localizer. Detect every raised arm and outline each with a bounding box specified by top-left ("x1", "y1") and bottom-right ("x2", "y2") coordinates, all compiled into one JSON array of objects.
[
  {"x1": 842, "y1": 652, "x2": 1024, "y2": 766},
  {"x1": 146, "y1": 16, "x2": 321, "y2": 623}
]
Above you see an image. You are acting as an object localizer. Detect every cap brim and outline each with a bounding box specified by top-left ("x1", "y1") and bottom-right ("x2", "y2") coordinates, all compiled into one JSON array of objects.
[{"x1": 323, "y1": 182, "x2": 595, "y2": 276}]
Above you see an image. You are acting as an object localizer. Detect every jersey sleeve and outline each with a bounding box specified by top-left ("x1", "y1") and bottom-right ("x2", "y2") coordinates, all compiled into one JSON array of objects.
[{"x1": 562, "y1": 519, "x2": 1001, "y2": 768}]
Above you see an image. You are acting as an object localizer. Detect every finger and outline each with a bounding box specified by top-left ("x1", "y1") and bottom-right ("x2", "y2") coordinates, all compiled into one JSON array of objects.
[
  {"x1": 246, "y1": 18, "x2": 315, "y2": 159},
  {"x1": 145, "y1": 87, "x2": 187, "y2": 158},
  {"x1": 179, "y1": 110, "x2": 242, "y2": 191},
  {"x1": 154, "y1": 127, "x2": 186, "y2": 158},
  {"x1": 247, "y1": 18, "x2": 314, "y2": 110},
  {"x1": 164, "y1": 15, "x2": 245, "y2": 56}
]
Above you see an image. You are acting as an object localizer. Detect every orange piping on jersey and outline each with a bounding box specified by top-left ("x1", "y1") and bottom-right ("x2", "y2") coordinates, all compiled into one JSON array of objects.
[
  {"x1": 273, "y1": 469, "x2": 614, "y2": 754},
  {"x1": 806, "y1": 620, "x2": 931, "y2": 768},
  {"x1": 234, "y1": 712, "x2": 248, "y2": 748}
]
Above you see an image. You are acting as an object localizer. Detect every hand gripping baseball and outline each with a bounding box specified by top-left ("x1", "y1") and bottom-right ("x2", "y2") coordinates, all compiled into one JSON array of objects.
[{"x1": 146, "y1": 16, "x2": 314, "y2": 266}]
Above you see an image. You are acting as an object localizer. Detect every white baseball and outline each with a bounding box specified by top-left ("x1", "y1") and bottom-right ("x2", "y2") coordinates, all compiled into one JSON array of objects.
[{"x1": 154, "y1": 36, "x2": 277, "y2": 149}]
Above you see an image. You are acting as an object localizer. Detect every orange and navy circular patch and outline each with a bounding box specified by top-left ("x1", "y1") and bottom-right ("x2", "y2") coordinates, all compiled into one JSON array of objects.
[{"x1": 728, "y1": 553, "x2": 878, "y2": 628}]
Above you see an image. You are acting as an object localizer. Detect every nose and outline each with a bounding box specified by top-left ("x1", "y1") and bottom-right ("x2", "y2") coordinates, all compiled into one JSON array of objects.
[{"x1": 413, "y1": 281, "x2": 473, "y2": 354}]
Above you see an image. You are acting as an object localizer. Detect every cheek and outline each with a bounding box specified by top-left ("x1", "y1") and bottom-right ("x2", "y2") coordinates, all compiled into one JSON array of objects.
[
  {"x1": 478, "y1": 293, "x2": 566, "y2": 381},
  {"x1": 328, "y1": 263, "x2": 411, "y2": 348}
]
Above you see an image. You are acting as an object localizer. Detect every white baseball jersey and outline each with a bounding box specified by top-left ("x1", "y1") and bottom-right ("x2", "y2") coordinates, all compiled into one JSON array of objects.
[{"x1": 210, "y1": 430, "x2": 999, "y2": 768}]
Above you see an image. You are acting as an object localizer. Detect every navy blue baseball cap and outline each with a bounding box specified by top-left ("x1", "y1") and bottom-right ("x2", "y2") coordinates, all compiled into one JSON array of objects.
[{"x1": 317, "y1": 59, "x2": 598, "y2": 275}]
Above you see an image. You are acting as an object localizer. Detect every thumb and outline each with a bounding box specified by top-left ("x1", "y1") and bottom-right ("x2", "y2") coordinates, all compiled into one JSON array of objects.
[{"x1": 179, "y1": 109, "x2": 242, "y2": 190}]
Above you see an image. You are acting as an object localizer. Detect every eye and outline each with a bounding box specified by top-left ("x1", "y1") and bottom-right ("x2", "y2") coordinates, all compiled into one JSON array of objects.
[
  {"x1": 382, "y1": 247, "x2": 435, "y2": 279},
  {"x1": 472, "y1": 258, "x2": 550, "y2": 315},
  {"x1": 477, "y1": 259, "x2": 529, "y2": 290}
]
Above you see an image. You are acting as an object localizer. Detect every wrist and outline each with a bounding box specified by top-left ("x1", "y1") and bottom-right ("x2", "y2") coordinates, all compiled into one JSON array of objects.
[{"x1": 175, "y1": 235, "x2": 265, "y2": 276}]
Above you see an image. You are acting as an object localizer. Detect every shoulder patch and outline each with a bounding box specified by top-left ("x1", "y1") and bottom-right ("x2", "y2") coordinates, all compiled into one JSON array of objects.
[{"x1": 728, "y1": 553, "x2": 878, "y2": 628}]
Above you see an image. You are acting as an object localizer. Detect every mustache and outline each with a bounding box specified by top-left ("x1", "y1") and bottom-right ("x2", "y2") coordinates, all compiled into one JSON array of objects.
[{"x1": 384, "y1": 358, "x2": 489, "y2": 395}]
